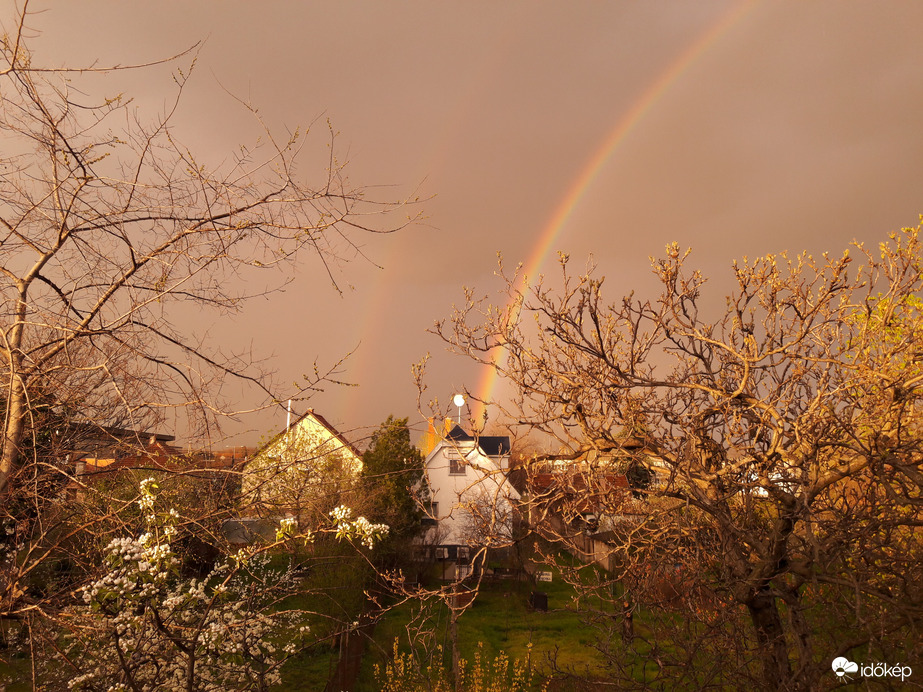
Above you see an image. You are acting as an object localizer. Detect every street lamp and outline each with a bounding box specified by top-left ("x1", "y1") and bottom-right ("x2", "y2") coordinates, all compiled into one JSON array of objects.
[{"x1": 453, "y1": 394, "x2": 465, "y2": 425}]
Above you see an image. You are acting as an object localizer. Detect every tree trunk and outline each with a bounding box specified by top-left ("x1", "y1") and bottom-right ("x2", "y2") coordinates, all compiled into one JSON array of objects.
[
  {"x1": 747, "y1": 589, "x2": 792, "y2": 690},
  {"x1": 1, "y1": 291, "x2": 29, "y2": 497},
  {"x1": 785, "y1": 588, "x2": 814, "y2": 682},
  {"x1": 450, "y1": 608, "x2": 460, "y2": 691},
  {"x1": 0, "y1": 370, "x2": 26, "y2": 496}
]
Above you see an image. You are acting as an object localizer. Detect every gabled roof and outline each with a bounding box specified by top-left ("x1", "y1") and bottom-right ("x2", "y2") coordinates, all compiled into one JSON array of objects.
[
  {"x1": 258, "y1": 408, "x2": 361, "y2": 459},
  {"x1": 445, "y1": 425, "x2": 472, "y2": 442}
]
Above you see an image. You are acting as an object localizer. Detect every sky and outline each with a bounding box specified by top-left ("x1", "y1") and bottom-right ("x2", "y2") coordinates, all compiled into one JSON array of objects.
[{"x1": 7, "y1": 1, "x2": 923, "y2": 448}]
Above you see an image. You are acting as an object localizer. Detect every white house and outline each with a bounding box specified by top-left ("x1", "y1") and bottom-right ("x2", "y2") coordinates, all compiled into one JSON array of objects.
[
  {"x1": 421, "y1": 425, "x2": 520, "y2": 579},
  {"x1": 241, "y1": 409, "x2": 362, "y2": 521}
]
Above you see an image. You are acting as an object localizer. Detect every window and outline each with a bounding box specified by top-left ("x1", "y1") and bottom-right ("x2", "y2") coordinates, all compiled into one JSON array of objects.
[
  {"x1": 457, "y1": 546, "x2": 469, "y2": 560},
  {"x1": 428, "y1": 502, "x2": 439, "y2": 519},
  {"x1": 447, "y1": 448, "x2": 466, "y2": 475}
]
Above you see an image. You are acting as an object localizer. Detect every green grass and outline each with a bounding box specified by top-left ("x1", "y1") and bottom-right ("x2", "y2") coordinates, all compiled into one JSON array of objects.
[
  {"x1": 276, "y1": 641, "x2": 337, "y2": 692},
  {"x1": 271, "y1": 544, "x2": 374, "y2": 691},
  {"x1": 0, "y1": 651, "x2": 33, "y2": 692},
  {"x1": 275, "y1": 569, "x2": 923, "y2": 690},
  {"x1": 356, "y1": 560, "x2": 618, "y2": 690},
  {"x1": 270, "y1": 587, "x2": 338, "y2": 692}
]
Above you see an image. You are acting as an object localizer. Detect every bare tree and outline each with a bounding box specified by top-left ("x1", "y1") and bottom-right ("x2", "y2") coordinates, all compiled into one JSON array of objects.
[
  {"x1": 434, "y1": 227, "x2": 923, "y2": 689},
  {"x1": 0, "y1": 9, "x2": 416, "y2": 494},
  {"x1": 0, "y1": 6, "x2": 417, "y2": 682}
]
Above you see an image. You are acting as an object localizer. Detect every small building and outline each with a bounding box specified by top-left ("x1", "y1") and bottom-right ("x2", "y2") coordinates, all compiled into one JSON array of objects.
[
  {"x1": 421, "y1": 424, "x2": 520, "y2": 580},
  {"x1": 522, "y1": 438, "x2": 676, "y2": 572}
]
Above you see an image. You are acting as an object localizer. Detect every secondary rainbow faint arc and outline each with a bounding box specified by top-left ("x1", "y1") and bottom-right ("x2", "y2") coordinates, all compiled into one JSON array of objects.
[{"x1": 475, "y1": 0, "x2": 758, "y2": 410}]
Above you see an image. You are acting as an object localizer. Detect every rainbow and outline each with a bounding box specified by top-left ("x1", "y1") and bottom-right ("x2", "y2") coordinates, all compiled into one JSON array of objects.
[{"x1": 475, "y1": 0, "x2": 758, "y2": 412}]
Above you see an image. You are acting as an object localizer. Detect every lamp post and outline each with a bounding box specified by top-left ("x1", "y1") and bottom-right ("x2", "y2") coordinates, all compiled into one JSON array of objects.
[{"x1": 453, "y1": 394, "x2": 465, "y2": 426}]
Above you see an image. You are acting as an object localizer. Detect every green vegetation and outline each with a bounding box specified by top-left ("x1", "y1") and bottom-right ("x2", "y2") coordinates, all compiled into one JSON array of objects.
[
  {"x1": 361, "y1": 416, "x2": 427, "y2": 565},
  {"x1": 0, "y1": 650, "x2": 31, "y2": 692},
  {"x1": 273, "y1": 542, "x2": 374, "y2": 691},
  {"x1": 356, "y1": 560, "x2": 618, "y2": 691}
]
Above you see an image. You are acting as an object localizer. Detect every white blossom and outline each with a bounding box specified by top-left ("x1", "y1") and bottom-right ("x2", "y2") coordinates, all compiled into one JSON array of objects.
[{"x1": 66, "y1": 480, "x2": 303, "y2": 691}]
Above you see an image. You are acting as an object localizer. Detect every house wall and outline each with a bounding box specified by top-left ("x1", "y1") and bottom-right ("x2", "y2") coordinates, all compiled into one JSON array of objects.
[
  {"x1": 423, "y1": 441, "x2": 520, "y2": 548},
  {"x1": 242, "y1": 413, "x2": 362, "y2": 517},
  {"x1": 257, "y1": 415, "x2": 361, "y2": 470}
]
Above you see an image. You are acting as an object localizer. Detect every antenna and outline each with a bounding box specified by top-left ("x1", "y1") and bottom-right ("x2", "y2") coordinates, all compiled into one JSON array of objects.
[
  {"x1": 453, "y1": 394, "x2": 465, "y2": 426},
  {"x1": 285, "y1": 399, "x2": 293, "y2": 462}
]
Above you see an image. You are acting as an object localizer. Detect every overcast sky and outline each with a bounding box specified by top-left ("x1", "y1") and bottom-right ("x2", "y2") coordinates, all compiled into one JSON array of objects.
[{"x1": 9, "y1": 1, "x2": 923, "y2": 447}]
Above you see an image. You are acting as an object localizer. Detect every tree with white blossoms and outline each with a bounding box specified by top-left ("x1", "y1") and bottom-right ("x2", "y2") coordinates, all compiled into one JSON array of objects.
[
  {"x1": 53, "y1": 479, "x2": 387, "y2": 691},
  {"x1": 0, "y1": 4, "x2": 416, "y2": 658}
]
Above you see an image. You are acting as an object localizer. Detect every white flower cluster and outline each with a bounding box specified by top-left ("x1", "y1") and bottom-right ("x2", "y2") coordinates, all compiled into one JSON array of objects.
[
  {"x1": 328, "y1": 505, "x2": 390, "y2": 549},
  {"x1": 80, "y1": 480, "x2": 181, "y2": 611},
  {"x1": 329, "y1": 504, "x2": 353, "y2": 522},
  {"x1": 81, "y1": 534, "x2": 175, "y2": 607},
  {"x1": 65, "y1": 480, "x2": 308, "y2": 691},
  {"x1": 137, "y1": 477, "x2": 157, "y2": 513},
  {"x1": 276, "y1": 516, "x2": 297, "y2": 541}
]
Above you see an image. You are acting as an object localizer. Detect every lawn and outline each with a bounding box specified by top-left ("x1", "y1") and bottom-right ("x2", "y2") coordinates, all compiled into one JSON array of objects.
[
  {"x1": 355, "y1": 559, "x2": 619, "y2": 690},
  {"x1": 0, "y1": 650, "x2": 32, "y2": 692},
  {"x1": 272, "y1": 544, "x2": 373, "y2": 692}
]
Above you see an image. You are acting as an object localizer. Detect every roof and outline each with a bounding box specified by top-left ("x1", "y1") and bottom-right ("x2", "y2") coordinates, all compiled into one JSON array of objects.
[
  {"x1": 94, "y1": 426, "x2": 175, "y2": 443},
  {"x1": 205, "y1": 446, "x2": 258, "y2": 469},
  {"x1": 445, "y1": 425, "x2": 473, "y2": 441},
  {"x1": 445, "y1": 425, "x2": 511, "y2": 457},
  {"x1": 80, "y1": 439, "x2": 185, "y2": 476},
  {"x1": 530, "y1": 471, "x2": 630, "y2": 514},
  {"x1": 477, "y1": 436, "x2": 512, "y2": 457},
  {"x1": 531, "y1": 472, "x2": 629, "y2": 493},
  {"x1": 66, "y1": 424, "x2": 175, "y2": 458},
  {"x1": 258, "y1": 408, "x2": 361, "y2": 459}
]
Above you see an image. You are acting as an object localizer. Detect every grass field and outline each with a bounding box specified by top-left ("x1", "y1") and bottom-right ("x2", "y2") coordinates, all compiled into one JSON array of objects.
[{"x1": 355, "y1": 560, "x2": 619, "y2": 691}]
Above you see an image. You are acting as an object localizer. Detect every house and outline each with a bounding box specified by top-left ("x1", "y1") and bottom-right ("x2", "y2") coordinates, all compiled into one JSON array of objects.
[
  {"x1": 60, "y1": 425, "x2": 179, "y2": 500},
  {"x1": 241, "y1": 409, "x2": 362, "y2": 523},
  {"x1": 520, "y1": 438, "x2": 668, "y2": 572},
  {"x1": 67, "y1": 427, "x2": 258, "y2": 512},
  {"x1": 77, "y1": 428, "x2": 180, "y2": 476},
  {"x1": 420, "y1": 424, "x2": 520, "y2": 579}
]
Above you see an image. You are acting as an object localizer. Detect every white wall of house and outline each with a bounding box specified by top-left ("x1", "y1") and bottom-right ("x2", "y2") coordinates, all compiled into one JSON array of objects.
[
  {"x1": 242, "y1": 411, "x2": 362, "y2": 517},
  {"x1": 422, "y1": 439, "x2": 520, "y2": 549}
]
